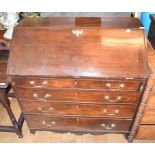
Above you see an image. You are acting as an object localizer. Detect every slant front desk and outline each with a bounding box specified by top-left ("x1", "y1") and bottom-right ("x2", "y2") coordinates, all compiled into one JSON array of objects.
[{"x1": 7, "y1": 17, "x2": 149, "y2": 142}]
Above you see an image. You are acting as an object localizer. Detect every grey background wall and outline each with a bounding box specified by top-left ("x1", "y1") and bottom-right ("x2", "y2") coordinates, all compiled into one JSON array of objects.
[{"x1": 40, "y1": 12, "x2": 131, "y2": 17}]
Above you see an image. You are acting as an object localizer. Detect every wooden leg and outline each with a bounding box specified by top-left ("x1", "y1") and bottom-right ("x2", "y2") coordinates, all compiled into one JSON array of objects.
[
  {"x1": 18, "y1": 113, "x2": 24, "y2": 129},
  {"x1": 122, "y1": 133, "x2": 133, "y2": 143},
  {"x1": 6, "y1": 84, "x2": 16, "y2": 99},
  {"x1": 124, "y1": 133, "x2": 128, "y2": 140},
  {"x1": 5, "y1": 84, "x2": 11, "y2": 95},
  {"x1": 0, "y1": 88, "x2": 24, "y2": 138},
  {"x1": 0, "y1": 89, "x2": 6, "y2": 107},
  {"x1": 128, "y1": 135, "x2": 133, "y2": 143},
  {"x1": 30, "y1": 130, "x2": 35, "y2": 135}
]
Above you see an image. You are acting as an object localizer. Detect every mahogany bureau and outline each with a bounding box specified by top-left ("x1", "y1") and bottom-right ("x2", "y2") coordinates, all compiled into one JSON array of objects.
[{"x1": 7, "y1": 17, "x2": 149, "y2": 141}]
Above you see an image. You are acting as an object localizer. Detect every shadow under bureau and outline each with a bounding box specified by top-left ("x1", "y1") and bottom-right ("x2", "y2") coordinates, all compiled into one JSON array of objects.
[{"x1": 7, "y1": 17, "x2": 149, "y2": 142}]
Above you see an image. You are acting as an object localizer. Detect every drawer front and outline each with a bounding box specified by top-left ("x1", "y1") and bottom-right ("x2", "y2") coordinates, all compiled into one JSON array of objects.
[
  {"x1": 21, "y1": 102, "x2": 136, "y2": 118},
  {"x1": 77, "y1": 91, "x2": 140, "y2": 103},
  {"x1": 16, "y1": 78, "x2": 75, "y2": 88},
  {"x1": 141, "y1": 110, "x2": 155, "y2": 124},
  {"x1": 77, "y1": 80, "x2": 143, "y2": 91},
  {"x1": 136, "y1": 125, "x2": 155, "y2": 140},
  {"x1": 15, "y1": 77, "x2": 143, "y2": 91},
  {"x1": 25, "y1": 115, "x2": 132, "y2": 132},
  {"x1": 16, "y1": 88, "x2": 140, "y2": 103},
  {"x1": 16, "y1": 89, "x2": 76, "y2": 101}
]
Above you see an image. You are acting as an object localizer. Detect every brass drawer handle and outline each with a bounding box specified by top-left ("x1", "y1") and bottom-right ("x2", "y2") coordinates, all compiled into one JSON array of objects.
[
  {"x1": 101, "y1": 123, "x2": 116, "y2": 130},
  {"x1": 38, "y1": 107, "x2": 54, "y2": 113},
  {"x1": 114, "y1": 109, "x2": 120, "y2": 113},
  {"x1": 33, "y1": 93, "x2": 38, "y2": 98},
  {"x1": 42, "y1": 120, "x2": 56, "y2": 127},
  {"x1": 42, "y1": 81, "x2": 48, "y2": 85},
  {"x1": 102, "y1": 109, "x2": 120, "y2": 115},
  {"x1": 105, "y1": 83, "x2": 112, "y2": 88},
  {"x1": 30, "y1": 81, "x2": 35, "y2": 85},
  {"x1": 29, "y1": 80, "x2": 48, "y2": 88},
  {"x1": 72, "y1": 29, "x2": 83, "y2": 37},
  {"x1": 33, "y1": 93, "x2": 51, "y2": 101},
  {"x1": 34, "y1": 86, "x2": 43, "y2": 88},
  {"x1": 104, "y1": 95, "x2": 122, "y2": 102},
  {"x1": 44, "y1": 94, "x2": 51, "y2": 99},
  {"x1": 119, "y1": 83, "x2": 125, "y2": 88},
  {"x1": 105, "y1": 83, "x2": 125, "y2": 89},
  {"x1": 30, "y1": 80, "x2": 42, "y2": 88}
]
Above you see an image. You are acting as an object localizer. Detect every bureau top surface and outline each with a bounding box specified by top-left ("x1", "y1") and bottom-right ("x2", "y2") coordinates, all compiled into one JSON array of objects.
[
  {"x1": 7, "y1": 17, "x2": 149, "y2": 78},
  {"x1": 16, "y1": 17, "x2": 142, "y2": 28}
]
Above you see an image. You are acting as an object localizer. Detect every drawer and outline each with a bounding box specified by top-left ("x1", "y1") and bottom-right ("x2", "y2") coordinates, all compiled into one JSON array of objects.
[
  {"x1": 141, "y1": 110, "x2": 155, "y2": 124},
  {"x1": 25, "y1": 115, "x2": 132, "y2": 132},
  {"x1": 16, "y1": 88, "x2": 140, "y2": 103},
  {"x1": 77, "y1": 80, "x2": 143, "y2": 91},
  {"x1": 136, "y1": 125, "x2": 155, "y2": 140},
  {"x1": 21, "y1": 102, "x2": 136, "y2": 118},
  {"x1": 15, "y1": 77, "x2": 143, "y2": 91},
  {"x1": 77, "y1": 91, "x2": 140, "y2": 103},
  {"x1": 16, "y1": 78, "x2": 75, "y2": 89},
  {"x1": 16, "y1": 89, "x2": 76, "y2": 101}
]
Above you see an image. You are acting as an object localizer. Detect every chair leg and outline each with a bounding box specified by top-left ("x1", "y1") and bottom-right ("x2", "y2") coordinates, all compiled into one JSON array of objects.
[
  {"x1": 5, "y1": 84, "x2": 11, "y2": 95},
  {"x1": 0, "y1": 89, "x2": 6, "y2": 108},
  {"x1": 17, "y1": 113, "x2": 24, "y2": 138},
  {"x1": 0, "y1": 89, "x2": 23, "y2": 138}
]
